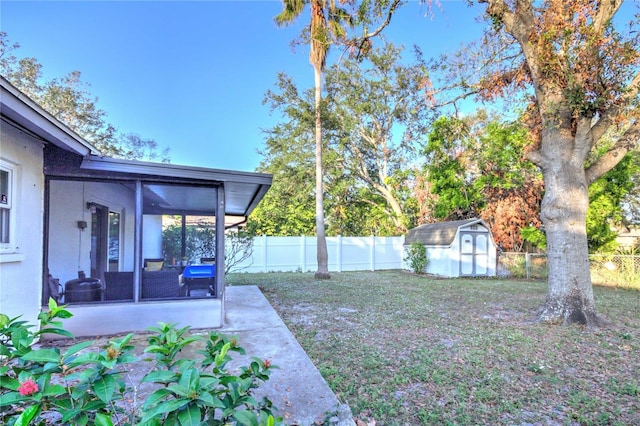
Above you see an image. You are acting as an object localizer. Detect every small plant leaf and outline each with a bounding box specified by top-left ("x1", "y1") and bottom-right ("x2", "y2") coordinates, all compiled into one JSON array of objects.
[
  {"x1": 0, "y1": 313, "x2": 10, "y2": 327},
  {"x1": 196, "y1": 391, "x2": 225, "y2": 408},
  {"x1": 21, "y1": 348, "x2": 60, "y2": 363},
  {"x1": 177, "y1": 403, "x2": 202, "y2": 426},
  {"x1": 0, "y1": 375, "x2": 20, "y2": 390},
  {"x1": 155, "y1": 398, "x2": 190, "y2": 414},
  {"x1": 94, "y1": 374, "x2": 116, "y2": 403},
  {"x1": 13, "y1": 404, "x2": 41, "y2": 426},
  {"x1": 62, "y1": 340, "x2": 95, "y2": 359},
  {"x1": 233, "y1": 410, "x2": 260, "y2": 426},
  {"x1": 143, "y1": 370, "x2": 178, "y2": 384},
  {"x1": 94, "y1": 412, "x2": 114, "y2": 426},
  {"x1": 47, "y1": 297, "x2": 58, "y2": 311},
  {"x1": 166, "y1": 383, "x2": 191, "y2": 398},
  {"x1": 37, "y1": 327, "x2": 74, "y2": 338},
  {"x1": 0, "y1": 391, "x2": 23, "y2": 407},
  {"x1": 42, "y1": 383, "x2": 66, "y2": 396},
  {"x1": 67, "y1": 351, "x2": 102, "y2": 366},
  {"x1": 143, "y1": 388, "x2": 173, "y2": 410}
]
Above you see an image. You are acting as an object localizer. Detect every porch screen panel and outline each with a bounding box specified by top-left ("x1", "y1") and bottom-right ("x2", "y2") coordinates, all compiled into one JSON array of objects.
[{"x1": 141, "y1": 183, "x2": 218, "y2": 300}]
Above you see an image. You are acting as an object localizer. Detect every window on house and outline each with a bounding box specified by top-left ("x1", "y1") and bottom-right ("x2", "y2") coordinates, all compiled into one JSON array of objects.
[{"x1": 0, "y1": 165, "x2": 13, "y2": 247}]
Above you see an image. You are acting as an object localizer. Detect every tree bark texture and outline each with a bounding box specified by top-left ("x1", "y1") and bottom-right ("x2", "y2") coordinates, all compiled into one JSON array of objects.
[
  {"x1": 313, "y1": 63, "x2": 330, "y2": 279},
  {"x1": 536, "y1": 139, "x2": 601, "y2": 326}
]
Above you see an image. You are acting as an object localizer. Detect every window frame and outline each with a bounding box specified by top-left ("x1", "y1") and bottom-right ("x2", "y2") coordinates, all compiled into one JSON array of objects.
[{"x1": 0, "y1": 160, "x2": 18, "y2": 254}]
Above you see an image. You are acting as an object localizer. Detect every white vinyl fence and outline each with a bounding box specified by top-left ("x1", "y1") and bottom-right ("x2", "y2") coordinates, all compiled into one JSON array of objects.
[
  {"x1": 233, "y1": 235, "x2": 406, "y2": 273},
  {"x1": 232, "y1": 239, "x2": 639, "y2": 289}
]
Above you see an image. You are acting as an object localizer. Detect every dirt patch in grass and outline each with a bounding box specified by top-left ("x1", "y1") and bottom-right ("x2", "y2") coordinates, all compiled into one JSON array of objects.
[{"x1": 229, "y1": 271, "x2": 640, "y2": 426}]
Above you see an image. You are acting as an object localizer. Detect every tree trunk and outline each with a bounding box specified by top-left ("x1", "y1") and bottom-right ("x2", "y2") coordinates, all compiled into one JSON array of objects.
[
  {"x1": 313, "y1": 63, "x2": 330, "y2": 279},
  {"x1": 537, "y1": 145, "x2": 601, "y2": 326},
  {"x1": 373, "y1": 182, "x2": 406, "y2": 232}
]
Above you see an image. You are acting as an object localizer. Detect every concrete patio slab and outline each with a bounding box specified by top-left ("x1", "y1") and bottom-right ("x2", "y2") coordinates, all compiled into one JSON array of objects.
[{"x1": 219, "y1": 285, "x2": 354, "y2": 425}]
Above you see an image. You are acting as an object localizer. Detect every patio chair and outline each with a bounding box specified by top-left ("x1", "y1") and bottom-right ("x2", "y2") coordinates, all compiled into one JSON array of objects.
[
  {"x1": 142, "y1": 270, "x2": 181, "y2": 299},
  {"x1": 103, "y1": 272, "x2": 134, "y2": 301}
]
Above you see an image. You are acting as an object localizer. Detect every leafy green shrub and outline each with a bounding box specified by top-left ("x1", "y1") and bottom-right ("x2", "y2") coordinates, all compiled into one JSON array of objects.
[
  {"x1": 405, "y1": 242, "x2": 429, "y2": 274},
  {"x1": 0, "y1": 299, "x2": 283, "y2": 426}
]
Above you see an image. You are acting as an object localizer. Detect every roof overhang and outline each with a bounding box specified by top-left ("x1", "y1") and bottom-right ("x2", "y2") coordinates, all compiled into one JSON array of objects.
[
  {"x1": 80, "y1": 155, "x2": 272, "y2": 217},
  {"x1": 0, "y1": 76, "x2": 99, "y2": 156}
]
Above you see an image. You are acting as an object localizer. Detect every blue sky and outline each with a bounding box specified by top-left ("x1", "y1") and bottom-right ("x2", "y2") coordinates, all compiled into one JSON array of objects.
[{"x1": 1, "y1": 1, "x2": 508, "y2": 171}]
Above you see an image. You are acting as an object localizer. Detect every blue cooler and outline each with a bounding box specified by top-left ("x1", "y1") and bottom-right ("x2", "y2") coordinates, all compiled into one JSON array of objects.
[{"x1": 182, "y1": 264, "x2": 216, "y2": 297}]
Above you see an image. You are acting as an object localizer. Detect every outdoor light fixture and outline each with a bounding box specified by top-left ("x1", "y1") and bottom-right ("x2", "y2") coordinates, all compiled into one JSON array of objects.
[{"x1": 86, "y1": 202, "x2": 97, "y2": 213}]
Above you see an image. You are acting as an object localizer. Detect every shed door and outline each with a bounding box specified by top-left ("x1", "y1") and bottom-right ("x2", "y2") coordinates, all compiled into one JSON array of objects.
[{"x1": 460, "y1": 232, "x2": 488, "y2": 277}]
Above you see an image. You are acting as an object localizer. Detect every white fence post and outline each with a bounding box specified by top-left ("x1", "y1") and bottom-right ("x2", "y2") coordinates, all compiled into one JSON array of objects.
[
  {"x1": 262, "y1": 235, "x2": 268, "y2": 273},
  {"x1": 370, "y1": 235, "x2": 375, "y2": 271},
  {"x1": 337, "y1": 235, "x2": 342, "y2": 272},
  {"x1": 300, "y1": 235, "x2": 306, "y2": 272}
]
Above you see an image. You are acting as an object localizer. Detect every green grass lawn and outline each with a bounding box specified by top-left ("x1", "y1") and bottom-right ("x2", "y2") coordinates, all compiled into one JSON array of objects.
[{"x1": 228, "y1": 271, "x2": 640, "y2": 426}]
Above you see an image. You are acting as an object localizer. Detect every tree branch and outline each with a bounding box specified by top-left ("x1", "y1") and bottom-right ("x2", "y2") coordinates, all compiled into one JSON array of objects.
[
  {"x1": 353, "y1": 0, "x2": 403, "y2": 60},
  {"x1": 593, "y1": 0, "x2": 623, "y2": 35},
  {"x1": 585, "y1": 120, "x2": 640, "y2": 183},
  {"x1": 361, "y1": 0, "x2": 402, "y2": 40},
  {"x1": 591, "y1": 71, "x2": 640, "y2": 144}
]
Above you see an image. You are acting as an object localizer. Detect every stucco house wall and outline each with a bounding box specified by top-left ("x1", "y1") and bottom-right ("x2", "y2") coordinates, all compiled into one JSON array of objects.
[{"x1": 0, "y1": 121, "x2": 46, "y2": 325}]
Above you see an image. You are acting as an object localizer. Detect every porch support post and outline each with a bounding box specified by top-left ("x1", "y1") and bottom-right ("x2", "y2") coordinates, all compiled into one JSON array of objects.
[
  {"x1": 133, "y1": 180, "x2": 143, "y2": 303},
  {"x1": 216, "y1": 185, "x2": 225, "y2": 324},
  {"x1": 181, "y1": 215, "x2": 187, "y2": 259}
]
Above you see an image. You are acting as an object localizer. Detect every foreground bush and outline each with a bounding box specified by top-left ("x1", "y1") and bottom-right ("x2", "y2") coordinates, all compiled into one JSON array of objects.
[{"x1": 0, "y1": 299, "x2": 282, "y2": 425}]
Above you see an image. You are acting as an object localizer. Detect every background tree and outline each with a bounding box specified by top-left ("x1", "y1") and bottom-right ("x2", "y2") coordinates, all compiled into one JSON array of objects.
[
  {"x1": 0, "y1": 32, "x2": 169, "y2": 162},
  {"x1": 475, "y1": 120, "x2": 543, "y2": 252},
  {"x1": 274, "y1": 0, "x2": 351, "y2": 279},
  {"x1": 622, "y1": 149, "x2": 640, "y2": 225},
  {"x1": 424, "y1": 109, "x2": 634, "y2": 254},
  {"x1": 325, "y1": 42, "x2": 429, "y2": 233},
  {"x1": 248, "y1": 74, "x2": 318, "y2": 236},
  {"x1": 424, "y1": 113, "x2": 543, "y2": 251},
  {"x1": 274, "y1": 0, "x2": 403, "y2": 279},
  {"x1": 424, "y1": 115, "x2": 484, "y2": 220},
  {"x1": 457, "y1": 0, "x2": 640, "y2": 325},
  {"x1": 586, "y1": 154, "x2": 636, "y2": 252},
  {"x1": 249, "y1": 72, "x2": 404, "y2": 236}
]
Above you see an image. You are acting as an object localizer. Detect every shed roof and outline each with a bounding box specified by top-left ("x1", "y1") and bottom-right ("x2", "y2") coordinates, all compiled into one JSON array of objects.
[{"x1": 405, "y1": 218, "x2": 487, "y2": 246}]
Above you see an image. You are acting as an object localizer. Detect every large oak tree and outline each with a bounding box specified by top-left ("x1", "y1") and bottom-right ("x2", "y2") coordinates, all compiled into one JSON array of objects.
[{"x1": 471, "y1": 0, "x2": 640, "y2": 325}]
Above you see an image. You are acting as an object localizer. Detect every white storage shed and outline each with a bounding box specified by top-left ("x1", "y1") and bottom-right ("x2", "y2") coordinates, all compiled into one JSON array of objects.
[{"x1": 405, "y1": 218, "x2": 497, "y2": 277}]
